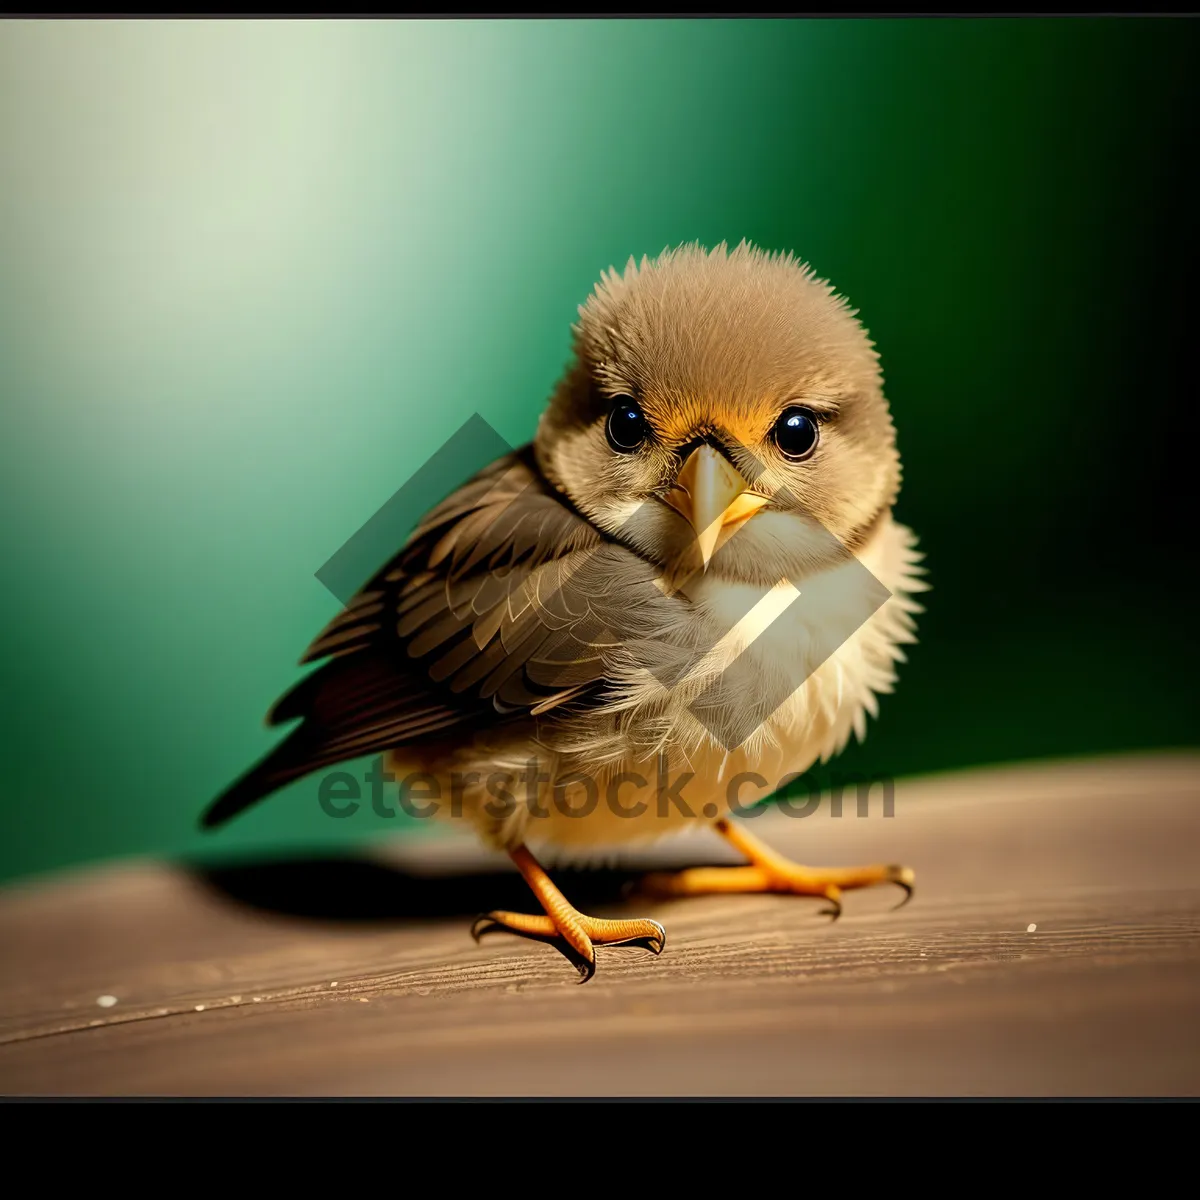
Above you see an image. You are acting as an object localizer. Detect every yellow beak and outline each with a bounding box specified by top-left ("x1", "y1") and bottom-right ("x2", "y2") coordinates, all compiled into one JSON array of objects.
[{"x1": 663, "y1": 444, "x2": 769, "y2": 570}]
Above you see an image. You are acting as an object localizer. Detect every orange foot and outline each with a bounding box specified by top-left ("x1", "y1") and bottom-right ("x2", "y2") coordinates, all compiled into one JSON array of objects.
[
  {"x1": 641, "y1": 817, "x2": 914, "y2": 920},
  {"x1": 472, "y1": 845, "x2": 665, "y2": 983}
]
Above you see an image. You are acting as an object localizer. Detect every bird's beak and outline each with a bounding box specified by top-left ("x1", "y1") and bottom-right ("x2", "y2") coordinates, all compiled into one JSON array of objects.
[{"x1": 663, "y1": 444, "x2": 769, "y2": 570}]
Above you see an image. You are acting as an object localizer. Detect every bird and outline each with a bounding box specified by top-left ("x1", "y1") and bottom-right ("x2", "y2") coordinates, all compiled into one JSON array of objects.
[{"x1": 202, "y1": 240, "x2": 928, "y2": 982}]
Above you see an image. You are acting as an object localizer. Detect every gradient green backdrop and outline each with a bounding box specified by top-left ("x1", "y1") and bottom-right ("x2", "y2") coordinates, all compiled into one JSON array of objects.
[{"x1": 1, "y1": 18, "x2": 1196, "y2": 886}]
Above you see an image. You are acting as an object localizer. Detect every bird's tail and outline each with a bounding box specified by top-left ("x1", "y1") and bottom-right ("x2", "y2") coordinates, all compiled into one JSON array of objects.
[
  {"x1": 200, "y1": 728, "x2": 322, "y2": 829},
  {"x1": 201, "y1": 657, "x2": 468, "y2": 831}
]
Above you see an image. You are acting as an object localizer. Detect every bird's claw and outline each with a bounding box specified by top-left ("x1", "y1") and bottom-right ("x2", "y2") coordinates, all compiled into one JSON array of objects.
[
  {"x1": 886, "y1": 865, "x2": 916, "y2": 911},
  {"x1": 470, "y1": 914, "x2": 498, "y2": 943},
  {"x1": 570, "y1": 951, "x2": 597, "y2": 984},
  {"x1": 818, "y1": 867, "x2": 912, "y2": 918}
]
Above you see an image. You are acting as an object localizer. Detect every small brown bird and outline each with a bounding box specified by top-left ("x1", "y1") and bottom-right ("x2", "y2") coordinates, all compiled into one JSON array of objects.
[{"x1": 204, "y1": 241, "x2": 927, "y2": 981}]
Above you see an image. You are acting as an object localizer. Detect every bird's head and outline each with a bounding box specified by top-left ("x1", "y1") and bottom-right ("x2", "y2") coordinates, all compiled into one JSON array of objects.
[{"x1": 535, "y1": 241, "x2": 901, "y2": 589}]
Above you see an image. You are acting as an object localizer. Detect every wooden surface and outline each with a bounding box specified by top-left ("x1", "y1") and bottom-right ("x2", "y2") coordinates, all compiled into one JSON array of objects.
[{"x1": 1, "y1": 752, "x2": 1198, "y2": 1096}]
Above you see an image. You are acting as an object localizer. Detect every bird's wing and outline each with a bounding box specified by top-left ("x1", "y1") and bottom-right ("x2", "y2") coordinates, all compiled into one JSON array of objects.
[{"x1": 202, "y1": 447, "x2": 674, "y2": 827}]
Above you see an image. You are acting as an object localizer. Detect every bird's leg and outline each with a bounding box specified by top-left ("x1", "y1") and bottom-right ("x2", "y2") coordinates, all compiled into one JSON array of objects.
[
  {"x1": 471, "y1": 844, "x2": 666, "y2": 983},
  {"x1": 640, "y1": 818, "x2": 914, "y2": 920}
]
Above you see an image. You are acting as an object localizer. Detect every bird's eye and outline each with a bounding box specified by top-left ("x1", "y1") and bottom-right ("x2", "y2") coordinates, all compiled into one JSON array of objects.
[
  {"x1": 772, "y1": 407, "x2": 820, "y2": 461},
  {"x1": 606, "y1": 397, "x2": 649, "y2": 452}
]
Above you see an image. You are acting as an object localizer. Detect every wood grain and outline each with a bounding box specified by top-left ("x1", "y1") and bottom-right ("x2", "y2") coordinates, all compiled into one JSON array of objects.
[{"x1": 1, "y1": 752, "x2": 1198, "y2": 1096}]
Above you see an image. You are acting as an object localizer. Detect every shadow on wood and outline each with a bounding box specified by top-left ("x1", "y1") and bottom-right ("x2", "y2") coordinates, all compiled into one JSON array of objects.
[{"x1": 191, "y1": 856, "x2": 650, "y2": 923}]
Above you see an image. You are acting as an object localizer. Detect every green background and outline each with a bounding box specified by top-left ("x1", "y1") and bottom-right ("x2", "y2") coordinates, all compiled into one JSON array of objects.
[{"x1": 1, "y1": 18, "x2": 1196, "y2": 886}]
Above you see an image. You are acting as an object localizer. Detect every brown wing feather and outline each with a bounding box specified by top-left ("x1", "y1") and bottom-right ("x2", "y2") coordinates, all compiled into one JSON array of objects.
[{"x1": 202, "y1": 446, "x2": 673, "y2": 828}]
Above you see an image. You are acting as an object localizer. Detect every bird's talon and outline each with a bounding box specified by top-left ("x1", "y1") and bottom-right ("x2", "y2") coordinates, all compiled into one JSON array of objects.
[
  {"x1": 564, "y1": 945, "x2": 597, "y2": 983},
  {"x1": 640, "y1": 920, "x2": 667, "y2": 955},
  {"x1": 470, "y1": 914, "x2": 500, "y2": 943},
  {"x1": 615, "y1": 930, "x2": 665, "y2": 956},
  {"x1": 886, "y1": 865, "x2": 915, "y2": 910}
]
